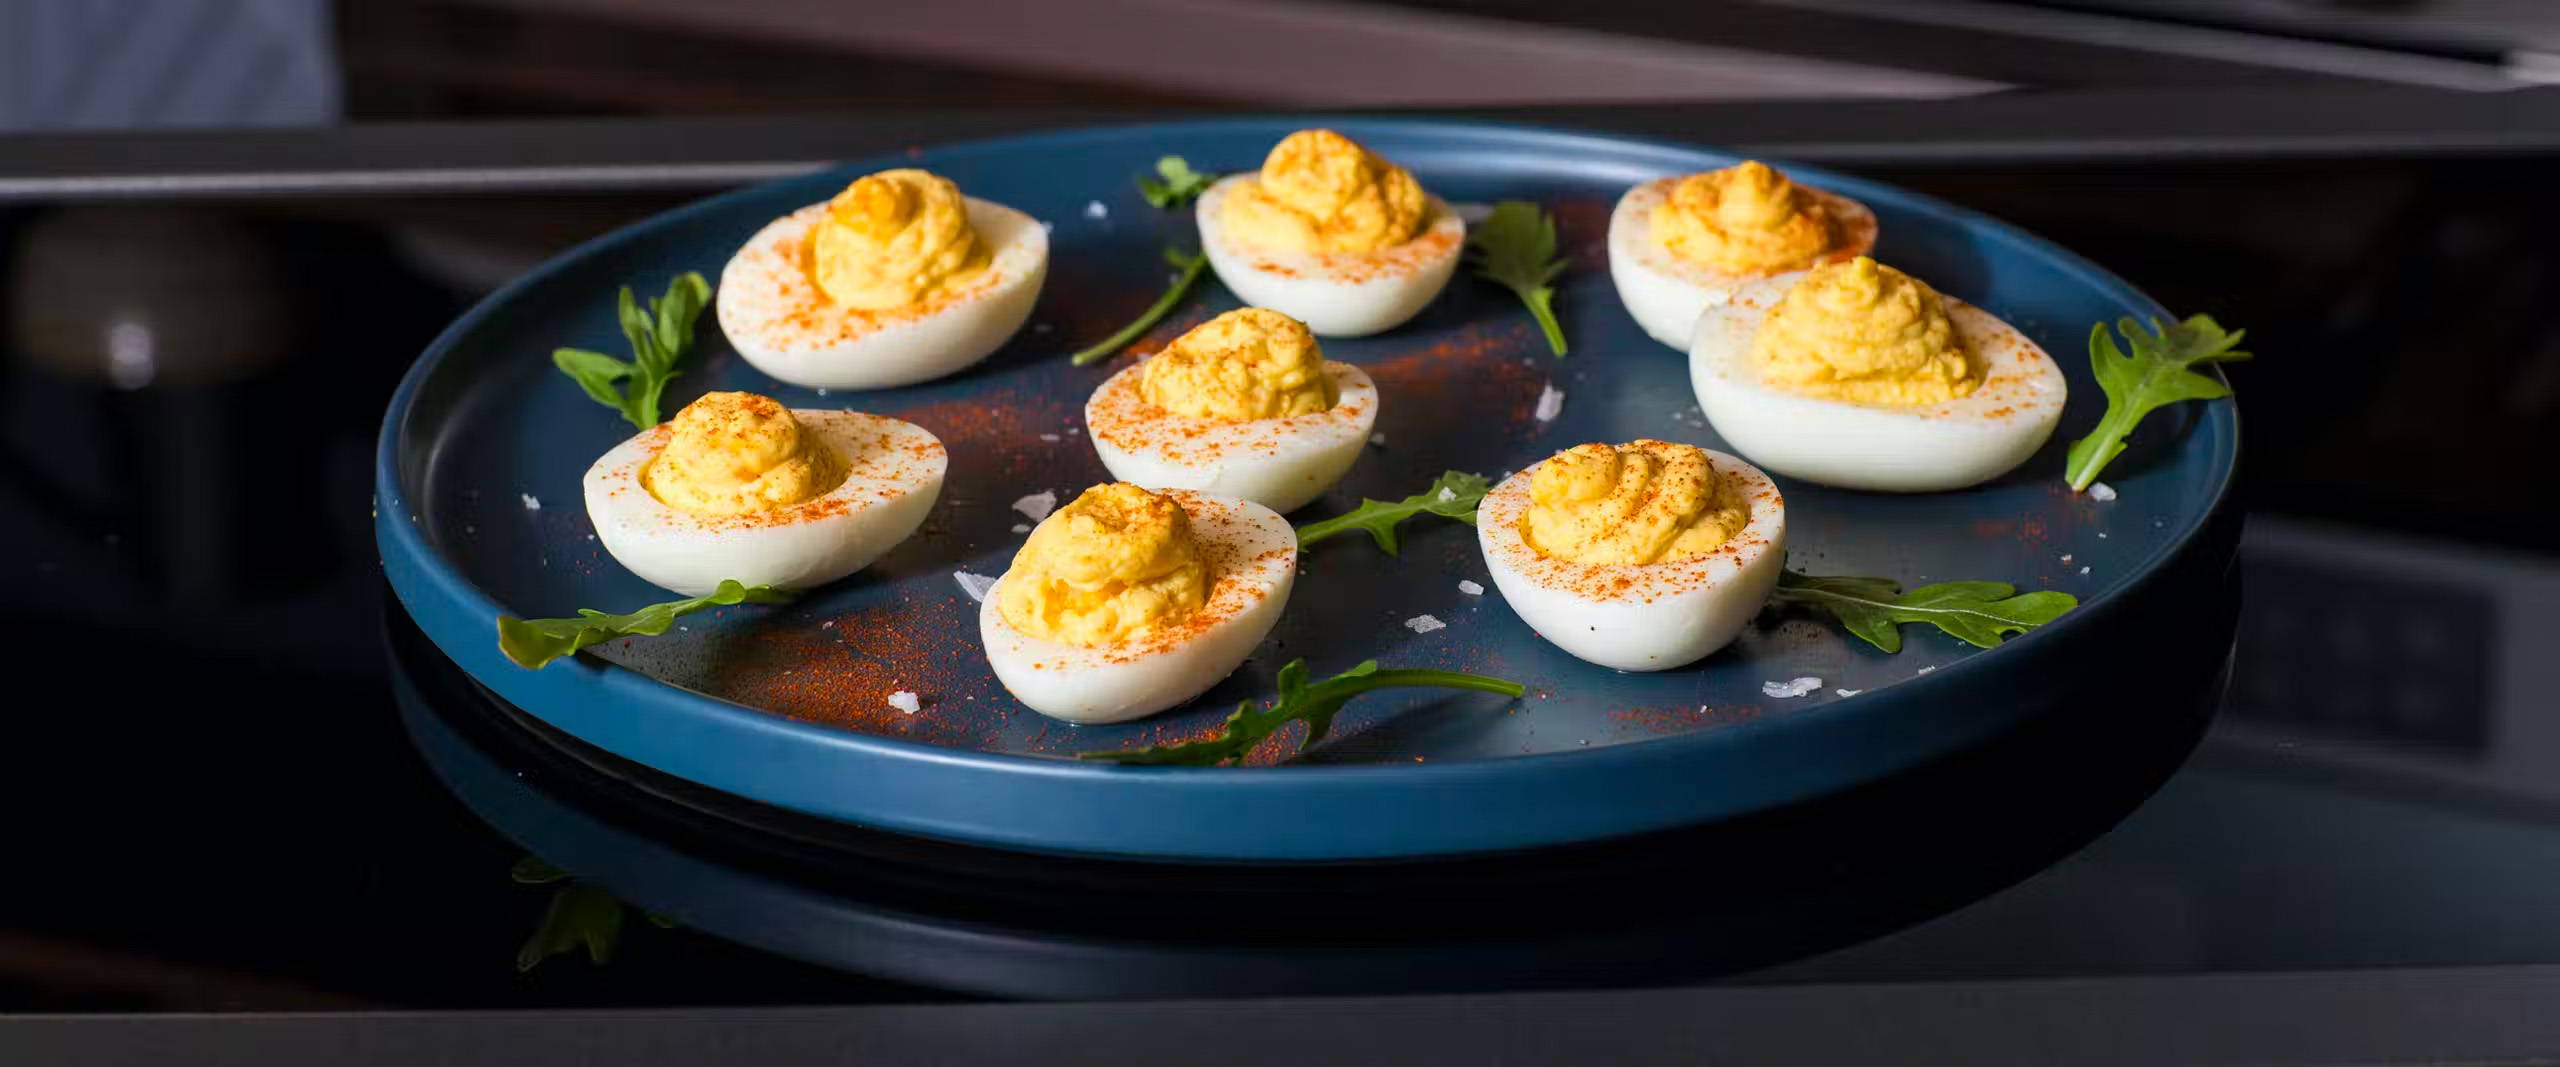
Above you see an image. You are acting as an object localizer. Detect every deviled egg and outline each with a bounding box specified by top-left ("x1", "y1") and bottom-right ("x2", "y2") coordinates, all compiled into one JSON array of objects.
[
  {"x1": 1478, "y1": 440, "x2": 1785, "y2": 672},
  {"x1": 1610, "y1": 160, "x2": 1875, "y2": 351},
  {"x1": 1690, "y1": 257, "x2": 2066, "y2": 492},
  {"x1": 981, "y1": 483, "x2": 1296, "y2": 724},
  {"x1": 1085, "y1": 308, "x2": 1377, "y2": 514},
  {"x1": 585, "y1": 391, "x2": 945, "y2": 595},
  {"x1": 718, "y1": 168, "x2": 1047, "y2": 390},
  {"x1": 1196, "y1": 129, "x2": 1463, "y2": 337}
]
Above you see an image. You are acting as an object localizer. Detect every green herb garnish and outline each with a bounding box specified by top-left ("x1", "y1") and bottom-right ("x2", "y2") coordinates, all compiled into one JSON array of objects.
[
  {"x1": 552, "y1": 271, "x2": 713, "y2": 430},
  {"x1": 513, "y1": 855, "x2": 676, "y2": 972},
  {"x1": 496, "y1": 579, "x2": 791, "y2": 669},
  {"x1": 1768, "y1": 571, "x2": 2076, "y2": 653},
  {"x1": 2064, "y1": 315, "x2": 2249, "y2": 492},
  {"x1": 1466, "y1": 201, "x2": 1568, "y2": 357},
  {"x1": 519, "y1": 882, "x2": 624, "y2": 971},
  {"x1": 1070, "y1": 247, "x2": 1209, "y2": 366},
  {"x1": 1077, "y1": 659, "x2": 1525, "y2": 766},
  {"x1": 1295, "y1": 470, "x2": 1488, "y2": 555},
  {"x1": 511, "y1": 856, "x2": 573, "y2": 884},
  {"x1": 1137, "y1": 155, "x2": 1215, "y2": 208}
]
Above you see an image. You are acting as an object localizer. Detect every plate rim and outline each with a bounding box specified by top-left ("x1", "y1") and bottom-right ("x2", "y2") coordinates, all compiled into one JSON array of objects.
[{"x1": 375, "y1": 115, "x2": 2237, "y2": 856}]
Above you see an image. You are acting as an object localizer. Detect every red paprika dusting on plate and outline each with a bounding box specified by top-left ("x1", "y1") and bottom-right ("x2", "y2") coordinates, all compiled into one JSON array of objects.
[
  {"x1": 1365, "y1": 320, "x2": 1549, "y2": 431},
  {"x1": 703, "y1": 600, "x2": 991, "y2": 745}
]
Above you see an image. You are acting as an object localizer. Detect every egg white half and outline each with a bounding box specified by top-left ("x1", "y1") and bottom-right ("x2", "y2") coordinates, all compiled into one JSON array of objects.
[
  {"x1": 1084, "y1": 361, "x2": 1378, "y2": 514},
  {"x1": 1195, "y1": 175, "x2": 1464, "y2": 338},
  {"x1": 583, "y1": 410, "x2": 946, "y2": 596},
  {"x1": 1689, "y1": 274, "x2": 2068, "y2": 493},
  {"x1": 980, "y1": 490, "x2": 1296, "y2": 725},
  {"x1": 717, "y1": 197, "x2": 1047, "y2": 390},
  {"x1": 1477, "y1": 451, "x2": 1786, "y2": 672},
  {"x1": 1608, "y1": 176, "x2": 1876, "y2": 351}
]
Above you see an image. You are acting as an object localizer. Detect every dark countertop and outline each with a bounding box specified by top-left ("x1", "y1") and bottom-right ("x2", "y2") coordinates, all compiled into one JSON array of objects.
[{"x1": 5, "y1": 85, "x2": 2559, "y2": 1062}]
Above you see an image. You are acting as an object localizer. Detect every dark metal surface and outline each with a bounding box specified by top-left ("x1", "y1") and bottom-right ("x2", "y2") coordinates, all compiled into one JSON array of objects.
[
  {"x1": 4, "y1": 87, "x2": 2559, "y2": 201},
  {"x1": 17, "y1": 964, "x2": 2560, "y2": 1066}
]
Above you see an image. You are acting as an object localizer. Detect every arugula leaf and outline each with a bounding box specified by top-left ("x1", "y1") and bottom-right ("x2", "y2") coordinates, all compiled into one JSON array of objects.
[
  {"x1": 1137, "y1": 155, "x2": 1214, "y2": 208},
  {"x1": 510, "y1": 856, "x2": 573, "y2": 885},
  {"x1": 2064, "y1": 315, "x2": 2249, "y2": 491},
  {"x1": 1295, "y1": 470, "x2": 1488, "y2": 555},
  {"x1": 1070, "y1": 246, "x2": 1209, "y2": 366},
  {"x1": 496, "y1": 579, "x2": 792, "y2": 669},
  {"x1": 518, "y1": 883, "x2": 625, "y2": 971},
  {"x1": 552, "y1": 271, "x2": 714, "y2": 430},
  {"x1": 1466, "y1": 201, "x2": 1568, "y2": 356},
  {"x1": 1077, "y1": 659, "x2": 1525, "y2": 766},
  {"x1": 510, "y1": 855, "x2": 676, "y2": 971},
  {"x1": 1767, "y1": 571, "x2": 2076, "y2": 653},
  {"x1": 552, "y1": 348, "x2": 634, "y2": 411}
]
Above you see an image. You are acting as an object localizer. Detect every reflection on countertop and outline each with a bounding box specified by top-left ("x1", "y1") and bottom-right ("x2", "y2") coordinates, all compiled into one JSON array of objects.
[{"x1": 1760, "y1": 515, "x2": 2560, "y2": 983}]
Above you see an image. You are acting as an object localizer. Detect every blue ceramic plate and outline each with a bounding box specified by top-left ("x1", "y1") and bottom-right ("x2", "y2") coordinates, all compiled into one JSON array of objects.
[{"x1": 377, "y1": 118, "x2": 2238, "y2": 862}]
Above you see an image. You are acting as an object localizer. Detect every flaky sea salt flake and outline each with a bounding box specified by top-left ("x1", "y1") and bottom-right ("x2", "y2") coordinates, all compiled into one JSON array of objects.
[
  {"x1": 1534, "y1": 383, "x2": 1566, "y2": 422},
  {"x1": 1404, "y1": 614, "x2": 1446, "y2": 634},
  {"x1": 953, "y1": 572, "x2": 1001, "y2": 603},
  {"x1": 1012, "y1": 490, "x2": 1058, "y2": 521},
  {"x1": 1762, "y1": 676, "x2": 1822, "y2": 699},
  {"x1": 1457, "y1": 580, "x2": 1484, "y2": 596},
  {"x1": 887, "y1": 691, "x2": 922, "y2": 715}
]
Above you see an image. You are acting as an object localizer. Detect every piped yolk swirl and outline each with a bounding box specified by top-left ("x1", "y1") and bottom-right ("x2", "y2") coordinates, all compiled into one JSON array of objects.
[
  {"x1": 1522, "y1": 440, "x2": 1748, "y2": 565},
  {"x1": 1652, "y1": 161, "x2": 1834, "y2": 274},
  {"x1": 1139, "y1": 308, "x2": 1337, "y2": 422},
  {"x1": 1218, "y1": 129, "x2": 1430, "y2": 254},
  {"x1": 1750, "y1": 257, "x2": 1981, "y2": 406},
  {"x1": 997, "y1": 483, "x2": 1211, "y2": 648},
  {"x1": 643, "y1": 392, "x2": 847, "y2": 516},
  {"x1": 804, "y1": 168, "x2": 987, "y2": 310}
]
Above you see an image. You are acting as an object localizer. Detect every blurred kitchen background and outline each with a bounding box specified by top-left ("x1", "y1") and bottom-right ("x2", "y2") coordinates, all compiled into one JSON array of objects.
[
  {"x1": 10, "y1": 0, "x2": 2560, "y2": 126},
  {"x1": 4, "y1": 0, "x2": 2560, "y2": 1011}
]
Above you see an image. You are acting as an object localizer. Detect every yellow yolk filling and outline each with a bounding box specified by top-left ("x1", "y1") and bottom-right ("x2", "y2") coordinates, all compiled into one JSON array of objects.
[
  {"x1": 1522, "y1": 440, "x2": 1749, "y2": 566},
  {"x1": 1139, "y1": 307, "x2": 1338, "y2": 422},
  {"x1": 998, "y1": 483, "x2": 1210, "y2": 648},
  {"x1": 1219, "y1": 129, "x2": 1429, "y2": 254},
  {"x1": 642, "y1": 392, "x2": 848, "y2": 517},
  {"x1": 804, "y1": 168, "x2": 988, "y2": 311},
  {"x1": 1750, "y1": 257, "x2": 1982, "y2": 406},
  {"x1": 1652, "y1": 160, "x2": 1834, "y2": 274}
]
